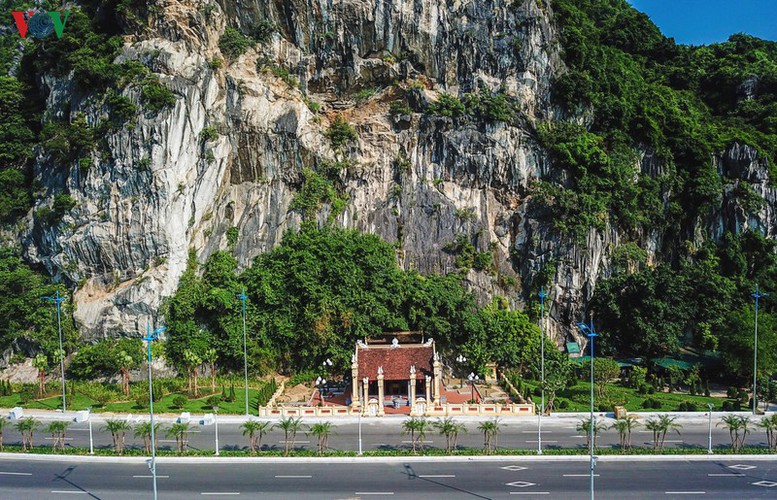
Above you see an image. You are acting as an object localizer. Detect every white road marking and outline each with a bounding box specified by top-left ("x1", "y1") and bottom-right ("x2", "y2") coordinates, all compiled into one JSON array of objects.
[
  {"x1": 418, "y1": 475, "x2": 455, "y2": 478},
  {"x1": 51, "y1": 491, "x2": 88, "y2": 495},
  {"x1": 133, "y1": 475, "x2": 170, "y2": 478},
  {"x1": 662, "y1": 440, "x2": 684, "y2": 443},
  {"x1": 708, "y1": 473, "x2": 744, "y2": 477},
  {"x1": 201, "y1": 493, "x2": 240, "y2": 496},
  {"x1": 354, "y1": 492, "x2": 394, "y2": 495},
  {"x1": 275, "y1": 475, "x2": 312, "y2": 478},
  {"x1": 665, "y1": 492, "x2": 705, "y2": 495},
  {"x1": 0, "y1": 472, "x2": 32, "y2": 476},
  {"x1": 401, "y1": 440, "x2": 433, "y2": 443},
  {"x1": 752, "y1": 481, "x2": 777, "y2": 487},
  {"x1": 571, "y1": 435, "x2": 586, "y2": 438},
  {"x1": 159, "y1": 439, "x2": 178, "y2": 443},
  {"x1": 501, "y1": 465, "x2": 527, "y2": 471},
  {"x1": 44, "y1": 437, "x2": 73, "y2": 441},
  {"x1": 563, "y1": 474, "x2": 600, "y2": 477},
  {"x1": 278, "y1": 440, "x2": 310, "y2": 444},
  {"x1": 506, "y1": 481, "x2": 536, "y2": 488},
  {"x1": 525, "y1": 440, "x2": 558, "y2": 443},
  {"x1": 510, "y1": 493, "x2": 550, "y2": 495},
  {"x1": 728, "y1": 464, "x2": 756, "y2": 470},
  {"x1": 521, "y1": 430, "x2": 553, "y2": 433}
]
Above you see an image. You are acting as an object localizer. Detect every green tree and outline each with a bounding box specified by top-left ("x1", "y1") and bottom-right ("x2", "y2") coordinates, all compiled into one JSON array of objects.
[
  {"x1": 433, "y1": 417, "x2": 466, "y2": 453},
  {"x1": 478, "y1": 418, "x2": 501, "y2": 454},
  {"x1": 47, "y1": 421, "x2": 70, "y2": 452},
  {"x1": 166, "y1": 422, "x2": 192, "y2": 454},
  {"x1": 133, "y1": 421, "x2": 160, "y2": 454},
  {"x1": 308, "y1": 422, "x2": 335, "y2": 455},
  {"x1": 32, "y1": 353, "x2": 48, "y2": 399},
  {"x1": 15, "y1": 417, "x2": 39, "y2": 451},
  {"x1": 102, "y1": 419, "x2": 131, "y2": 454},
  {"x1": 586, "y1": 358, "x2": 622, "y2": 398},
  {"x1": 645, "y1": 415, "x2": 682, "y2": 451},
  {"x1": 610, "y1": 415, "x2": 640, "y2": 450},
  {"x1": 204, "y1": 348, "x2": 218, "y2": 392},
  {"x1": 720, "y1": 306, "x2": 777, "y2": 386},
  {"x1": 576, "y1": 417, "x2": 606, "y2": 452},
  {"x1": 274, "y1": 417, "x2": 304, "y2": 456},
  {"x1": 241, "y1": 420, "x2": 271, "y2": 454}
]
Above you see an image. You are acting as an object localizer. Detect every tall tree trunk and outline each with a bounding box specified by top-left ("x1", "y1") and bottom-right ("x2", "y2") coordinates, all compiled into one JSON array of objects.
[
  {"x1": 211, "y1": 362, "x2": 216, "y2": 392},
  {"x1": 38, "y1": 369, "x2": 45, "y2": 398},
  {"x1": 193, "y1": 368, "x2": 199, "y2": 397}
]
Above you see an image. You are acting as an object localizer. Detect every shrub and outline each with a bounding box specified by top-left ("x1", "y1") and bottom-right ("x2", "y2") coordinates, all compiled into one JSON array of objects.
[
  {"x1": 737, "y1": 391, "x2": 749, "y2": 404},
  {"x1": 250, "y1": 20, "x2": 275, "y2": 44},
  {"x1": 428, "y1": 93, "x2": 465, "y2": 117},
  {"x1": 326, "y1": 115, "x2": 357, "y2": 148},
  {"x1": 200, "y1": 127, "x2": 218, "y2": 142},
  {"x1": 677, "y1": 401, "x2": 698, "y2": 412},
  {"x1": 389, "y1": 100, "x2": 412, "y2": 116},
  {"x1": 558, "y1": 400, "x2": 569, "y2": 409},
  {"x1": 219, "y1": 27, "x2": 254, "y2": 60},
  {"x1": 135, "y1": 397, "x2": 149, "y2": 409},
  {"x1": 226, "y1": 226, "x2": 239, "y2": 247},
  {"x1": 171, "y1": 395, "x2": 188, "y2": 409},
  {"x1": 727, "y1": 386, "x2": 738, "y2": 399},
  {"x1": 206, "y1": 395, "x2": 221, "y2": 409},
  {"x1": 140, "y1": 79, "x2": 176, "y2": 113},
  {"x1": 642, "y1": 397, "x2": 661, "y2": 409}
]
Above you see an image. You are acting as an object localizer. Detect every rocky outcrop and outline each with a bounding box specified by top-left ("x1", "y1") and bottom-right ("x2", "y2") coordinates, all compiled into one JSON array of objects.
[{"x1": 19, "y1": 0, "x2": 775, "y2": 350}]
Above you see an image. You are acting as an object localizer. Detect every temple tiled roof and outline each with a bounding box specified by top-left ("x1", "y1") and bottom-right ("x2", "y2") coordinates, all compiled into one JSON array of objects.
[{"x1": 357, "y1": 344, "x2": 434, "y2": 380}]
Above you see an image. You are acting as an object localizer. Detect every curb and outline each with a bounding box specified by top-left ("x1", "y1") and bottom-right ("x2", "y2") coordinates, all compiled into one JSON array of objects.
[{"x1": 1, "y1": 453, "x2": 775, "y2": 464}]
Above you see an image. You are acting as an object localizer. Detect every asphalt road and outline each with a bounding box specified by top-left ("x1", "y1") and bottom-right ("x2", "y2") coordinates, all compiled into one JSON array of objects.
[
  {"x1": 0, "y1": 414, "x2": 767, "y2": 454},
  {"x1": 0, "y1": 457, "x2": 776, "y2": 499}
]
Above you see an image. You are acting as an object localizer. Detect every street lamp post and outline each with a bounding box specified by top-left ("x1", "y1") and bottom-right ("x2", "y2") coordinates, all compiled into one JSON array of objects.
[
  {"x1": 752, "y1": 285, "x2": 768, "y2": 415},
  {"x1": 42, "y1": 290, "x2": 67, "y2": 412},
  {"x1": 456, "y1": 355, "x2": 466, "y2": 388},
  {"x1": 707, "y1": 403, "x2": 713, "y2": 454},
  {"x1": 538, "y1": 288, "x2": 548, "y2": 456},
  {"x1": 236, "y1": 290, "x2": 249, "y2": 416},
  {"x1": 577, "y1": 320, "x2": 598, "y2": 500},
  {"x1": 214, "y1": 405, "x2": 220, "y2": 456},
  {"x1": 142, "y1": 324, "x2": 166, "y2": 500},
  {"x1": 87, "y1": 406, "x2": 94, "y2": 455},
  {"x1": 316, "y1": 376, "x2": 328, "y2": 406},
  {"x1": 467, "y1": 373, "x2": 479, "y2": 402}
]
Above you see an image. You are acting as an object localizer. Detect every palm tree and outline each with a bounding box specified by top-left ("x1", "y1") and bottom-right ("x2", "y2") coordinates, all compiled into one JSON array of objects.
[
  {"x1": 402, "y1": 417, "x2": 428, "y2": 454},
  {"x1": 32, "y1": 354, "x2": 48, "y2": 398},
  {"x1": 15, "y1": 417, "x2": 39, "y2": 451},
  {"x1": 718, "y1": 415, "x2": 751, "y2": 452},
  {"x1": 47, "y1": 421, "x2": 70, "y2": 452},
  {"x1": 434, "y1": 418, "x2": 466, "y2": 453},
  {"x1": 102, "y1": 419, "x2": 131, "y2": 454},
  {"x1": 133, "y1": 421, "x2": 161, "y2": 454},
  {"x1": 308, "y1": 422, "x2": 335, "y2": 455},
  {"x1": 758, "y1": 414, "x2": 777, "y2": 451},
  {"x1": 610, "y1": 415, "x2": 640, "y2": 450},
  {"x1": 166, "y1": 422, "x2": 192, "y2": 454},
  {"x1": 274, "y1": 417, "x2": 304, "y2": 456},
  {"x1": 577, "y1": 417, "x2": 606, "y2": 452},
  {"x1": 646, "y1": 415, "x2": 681, "y2": 451},
  {"x1": 478, "y1": 418, "x2": 501, "y2": 454},
  {"x1": 241, "y1": 420, "x2": 271, "y2": 454},
  {"x1": 203, "y1": 348, "x2": 218, "y2": 393}
]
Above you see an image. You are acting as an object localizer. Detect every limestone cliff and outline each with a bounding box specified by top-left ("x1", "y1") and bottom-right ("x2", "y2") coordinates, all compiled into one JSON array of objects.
[{"x1": 19, "y1": 0, "x2": 776, "y2": 350}]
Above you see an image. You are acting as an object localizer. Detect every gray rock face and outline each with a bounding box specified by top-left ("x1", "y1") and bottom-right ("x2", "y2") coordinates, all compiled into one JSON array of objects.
[{"x1": 19, "y1": 0, "x2": 775, "y2": 350}]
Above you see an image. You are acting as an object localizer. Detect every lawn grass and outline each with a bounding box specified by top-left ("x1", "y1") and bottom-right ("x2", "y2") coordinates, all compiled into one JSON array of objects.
[
  {"x1": 0, "y1": 385, "x2": 273, "y2": 415},
  {"x1": 520, "y1": 380, "x2": 728, "y2": 412}
]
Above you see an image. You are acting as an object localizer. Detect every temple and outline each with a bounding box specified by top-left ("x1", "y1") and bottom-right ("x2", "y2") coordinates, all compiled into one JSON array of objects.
[{"x1": 350, "y1": 332, "x2": 442, "y2": 416}]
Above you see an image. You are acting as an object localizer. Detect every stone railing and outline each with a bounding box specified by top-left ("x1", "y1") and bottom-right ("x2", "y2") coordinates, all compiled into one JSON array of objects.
[{"x1": 258, "y1": 402, "x2": 535, "y2": 418}]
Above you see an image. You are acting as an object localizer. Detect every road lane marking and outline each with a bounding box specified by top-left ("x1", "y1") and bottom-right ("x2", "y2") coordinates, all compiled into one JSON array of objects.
[
  {"x1": 506, "y1": 481, "x2": 536, "y2": 487},
  {"x1": 501, "y1": 465, "x2": 527, "y2": 471},
  {"x1": 563, "y1": 474, "x2": 600, "y2": 477},
  {"x1": 133, "y1": 475, "x2": 170, "y2": 478},
  {"x1": 708, "y1": 473, "x2": 744, "y2": 477},
  {"x1": 278, "y1": 440, "x2": 310, "y2": 444},
  {"x1": 510, "y1": 493, "x2": 550, "y2": 495},
  {"x1": 201, "y1": 493, "x2": 240, "y2": 496},
  {"x1": 752, "y1": 481, "x2": 777, "y2": 487},
  {"x1": 525, "y1": 440, "x2": 557, "y2": 443},
  {"x1": 355, "y1": 492, "x2": 394, "y2": 495},
  {"x1": 418, "y1": 475, "x2": 455, "y2": 478},
  {"x1": 0, "y1": 472, "x2": 32, "y2": 476},
  {"x1": 51, "y1": 491, "x2": 88, "y2": 495},
  {"x1": 401, "y1": 440, "x2": 433, "y2": 443},
  {"x1": 665, "y1": 492, "x2": 705, "y2": 495},
  {"x1": 521, "y1": 430, "x2": 553, "y2": 433},
  {"x1": 275, "y1": 475, "x2": 312, "y2": 478},
  {"x1": 728, "y1": 464, "x2": 756, "y2": 470}
]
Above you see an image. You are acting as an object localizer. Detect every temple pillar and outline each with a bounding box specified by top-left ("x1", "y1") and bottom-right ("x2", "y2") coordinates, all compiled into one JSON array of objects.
[
  {"x1": 362, "y1": 377, "x2": 369, "y2": 415},
  {"x1": 425, "y1": 375, "x2": 431, "y2": 403},
  {"x1": 409, "y1": 365, "x2": 417, "y2": 403},
  {"x1": 351, "y1": 353, "x2": 359, "y2": 404},
  {"x1": 433, "y1": 353, "x2": 442, "y2": 404},
  {"x1": 377, "y1": 367, "x2": 385, "y2": 417}
]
